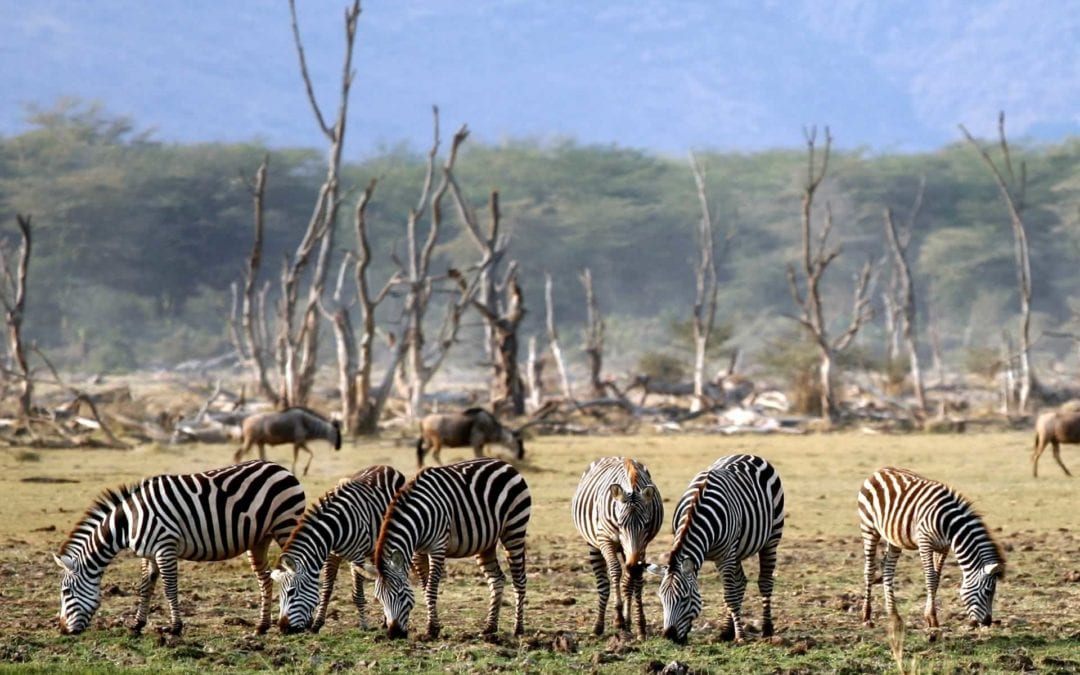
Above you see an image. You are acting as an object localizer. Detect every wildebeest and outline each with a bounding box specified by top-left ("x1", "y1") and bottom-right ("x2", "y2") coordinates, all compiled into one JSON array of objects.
[
  {"x1": 415, "y1": 408, "x2": 524, "y2": 469},
  {"x1": 234, "y1": 407, "x2": 342, "y2": 477},
  {"x1": 1032, "y1": 410, "x2": 1077, "y2": 478}
]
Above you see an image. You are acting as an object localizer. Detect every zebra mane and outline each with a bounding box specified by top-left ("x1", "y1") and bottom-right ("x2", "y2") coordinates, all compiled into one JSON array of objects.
[
  {"x1": 374, "y1": 469, "x2": 428, "y2": 564},
  {"x1": 668, "y1": 474, "x2": 708, "y2": 565},
  {"x1": 58, "y1": 484, "x2": 137, "y2": 557},
  {"x1": 948, "y1": 487, "x2": 1007, "y2": 573},
  {"x1": 283, "y1": 484, "x2": 343, "y2": 552}
]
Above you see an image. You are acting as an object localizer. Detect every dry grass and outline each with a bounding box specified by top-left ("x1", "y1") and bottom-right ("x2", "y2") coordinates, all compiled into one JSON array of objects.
[{"x1": 1, "y1": 429, "x2": 1078, "y2": 673}]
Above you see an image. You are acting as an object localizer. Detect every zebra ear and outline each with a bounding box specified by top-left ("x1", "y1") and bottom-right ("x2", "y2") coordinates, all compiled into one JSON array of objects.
[
  {"x1": 680, "y1": 558, "x2": 694, "y2": 575},
  {"x1": 390, "y1": 549, "x2": 407, "y2": 570},
  {"x1": 983, "y1": 563, "x2": 1003, "y2": 577},
  {"x1": 53, "y1": 554, "x2": 73, "y2": 571},
  {"x1": 646, "y1": 563, "x2": 666, "y2": 576},
  {"x1": 608, "y1": 484, "x2": 627, "y2": 503},
  {"x1": 640, "y1": 485, "x2": 657, "y2": 502}
]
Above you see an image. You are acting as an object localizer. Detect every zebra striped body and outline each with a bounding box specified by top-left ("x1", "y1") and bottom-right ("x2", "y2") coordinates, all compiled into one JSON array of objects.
[
  {"x1": 234, "y1": 407, "x2": 342, "y2": 477},
  {"x1": 372, "y1": 457, "x2": 531, "y2": 639},
  {"x1": 651, "y1": 454, "x2": 785, "y2": 644},
  {"x1": 858, "y1": 467, "x2": 1005, "y2": 631},
  {"x1": 273, "y1": 465, "x2": 406, "y2": 633},
  {"x1": 571, "y1": 456, "x2": 663, "y2": 637},
  {"x1": 54, "y1": 460, "x2": 305, "y2": 636}
]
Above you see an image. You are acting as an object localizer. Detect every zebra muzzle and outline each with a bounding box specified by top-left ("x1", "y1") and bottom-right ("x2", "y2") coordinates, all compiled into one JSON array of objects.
[
  {"x1": 386, "y1": 621, "x2": 408, "y2": 639},
  {"x1": 277, "y1": 617, "x2": 306, "y2": 635}
]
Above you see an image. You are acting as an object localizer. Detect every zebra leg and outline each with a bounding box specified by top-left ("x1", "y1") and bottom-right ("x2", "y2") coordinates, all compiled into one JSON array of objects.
[
  {"x1": 881, "y1": 544, "x2": 902, "y2": 622},
  {"x1": 412, "y1": 552, "x2": 431, "y2": 590},
  {"x1": 861, "y1": 530, "x2": 880, "y2": 627},
  {"x1": 757, "y1": 540, "x2": 780, "y2": 638},
  {"x1": 600, "y1": 543, "x2": 628, "y2": 632},
  {"x1": 587, "y1": 546, "x2": 610, "y2": 635},
  {"x1": 423, "y1": 549, "x2": 447, "y2": 639},
  {"x1": 312, "y1": 553, "x2": 343, "y2": 633},
  {"x1": 476, "y1": 547, "x2": 506, "y2": 635},
  {"x1": 155, "y1": 550, "x2": 184, "y2": 636},
  {"x1": 918, "y1": 544, "x2": 941, "y2": 634},
  {"x1": 248, "y1": 541, "x2": 274, "y2": 635},
  {"x1": 505, "y1": 533, "x2": 528, "y2": 636},
  {"x1": 721, "y1": 561, "x2": 749, "y2": 642},
  {"x1": 626, "y1": 561, "x2": 648, "y2": 638},
  {"x1": 130, "y1": 557, "x2": 159, "y2": 635},
  {"x1": 1052, "y1": 441, "x2": 1073, "y2": 477},
  {"x1": 349, "y1": 562, "x2": 369, "y2": 630}
]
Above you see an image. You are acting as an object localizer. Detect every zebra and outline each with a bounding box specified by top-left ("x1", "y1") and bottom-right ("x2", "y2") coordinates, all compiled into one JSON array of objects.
[
  {"x1": 571, "y1": 456, "x2": 663, "y2": 637},
  {"x1": 858, "y1": 467, "x2": 1006, "y2": 633},
  {"x1": 272, "y1": 465, "x2": 406, "y2": 634},
  {"x1": 234, "y1": 407, "x2": 342, "y2": 477},
  {"x1": 54, "y1": 459, "x2": 305, "y2": 636},
  {"x1": 647, "y1": 454, "x2": 785, "y2": 644},
  {"x1": 368, "y1": 457, "x2": 532, "y2": 639}
]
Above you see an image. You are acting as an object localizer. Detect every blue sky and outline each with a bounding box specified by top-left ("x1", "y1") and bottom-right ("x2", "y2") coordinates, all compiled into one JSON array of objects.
[{"x1": 2, "y1": 1, "x2": 1077, "y2": 158}]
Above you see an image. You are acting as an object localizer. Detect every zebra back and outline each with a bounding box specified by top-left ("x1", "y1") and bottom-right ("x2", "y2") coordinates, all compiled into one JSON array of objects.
[
  {"x1": 571, "y1": 456, "x2": 663, "y2": 566},
  {"x1": 859, "y1": 467, "x2": 1005, "y2": 576},
  {"x1": 670, "y1": 454, "x2": 785, "y2": 568},
  {"x1": 375, "y1": 458, "x2": 532, "y2": 568}
]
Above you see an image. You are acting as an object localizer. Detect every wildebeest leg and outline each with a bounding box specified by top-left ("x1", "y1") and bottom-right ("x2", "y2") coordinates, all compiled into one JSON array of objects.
[
  {"x1": 257, "y1": 442, "x2": 267, "y2": 461},
  {"x1": 296, "y1": 443, "x2": 314, "y2": 476},
  {"x1": 248, "y1": 539, "x2": 274, "y2": 635},
  {"x1": 234, "y1": 440, "x2": 253, "y2": 464},
  {"x1": 432, "y1": 438, "x2": 444, "y2": 466},
  {"x1": 1051, "y1": 440, "x2": 1072, "y2": 476},
  {"x1": 1032, "y1": 435, "x2": 1046, "y2": 478}
]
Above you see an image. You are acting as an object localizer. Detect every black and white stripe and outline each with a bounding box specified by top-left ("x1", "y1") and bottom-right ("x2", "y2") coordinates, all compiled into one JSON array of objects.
[
  {"x1": 858, "y1": 467, "x2": 1006, "y2": 631},
  {"x1": 54, "y1": 459, "x2": 305, "y2": 636},
  {"x1": 649, "y1": 454, "x2": 785, "y2": 644},
  {"x1": 372, "y1": 457, "x2": 532, "y2": 639},
  {"x1": 571, "y1": 456, "x2": 663, "y2": 637},
  {"x1": 272, "y1": 465, "x2": 405, "y2": 633}
]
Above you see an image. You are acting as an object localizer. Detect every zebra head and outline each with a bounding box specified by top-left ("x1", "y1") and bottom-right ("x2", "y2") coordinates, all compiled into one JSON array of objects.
[
  {"x1": 609, "y1": 483, "x2": 658, "y2": 569},
  {"x1": 54, "y1": 554, "x2": 101, "y2": 635},
  {"x1": 648, "y1": 556, "x2": 702, "y2": 644},
  {"x1": 960, "y1": 562, "x2": 1003, "y2": 627},
  {"x1": 271, "y1": 557, "x2": 321, "y2": 634},
  {"x1": 373, "y1": 548, "x2": 414, "y2": 639}
]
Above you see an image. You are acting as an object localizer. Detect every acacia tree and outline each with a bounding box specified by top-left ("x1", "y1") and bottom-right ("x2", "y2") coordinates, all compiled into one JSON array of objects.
[
  {"x1": 0, "y1": 215, "x2": 33, "y2": 416},
  {"x1": 883, "y1": 176, "x2": 927, "y2": 416},
  {"x1": 960, "y1": 112, "x2": 1036, "y2": 412},
  {"x1": 786, "y1": 127, "x2": 874, "y2": 422}
]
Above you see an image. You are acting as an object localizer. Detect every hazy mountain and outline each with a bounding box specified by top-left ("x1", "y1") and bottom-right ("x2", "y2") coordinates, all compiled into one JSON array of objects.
[{"x1": 2, "y1": 0, "x2": 1077, "y2": 158}]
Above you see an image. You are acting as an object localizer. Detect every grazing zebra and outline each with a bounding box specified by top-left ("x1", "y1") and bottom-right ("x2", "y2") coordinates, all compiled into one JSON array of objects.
[
  {"x1": 54, "y1": 460, "x2": 305, "y2": 636},
  {"x1": 370, "y1": 457, "x2": 531, "y2": 639},
  {"x1": 858, "y1": 467, "x2": 1006, "y2": 632},
  {"x1": 272, "y1": 465, "x2": 406, "y2": 633},
  {"x1": 571, "y1": 456, "x2": 663, "y2": 637},
  {"x1": 234, "y1": 407, "x2": 342, "y2": 477},
  {"x1": 648, "y1": 454, "x2": 785, "y2": 644}
]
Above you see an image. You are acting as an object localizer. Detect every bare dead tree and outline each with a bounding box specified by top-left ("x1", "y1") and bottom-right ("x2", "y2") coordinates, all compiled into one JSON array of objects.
[
  {"x1": 544, "y1": 272, "x2": 573, "y2": 401},
  {"x1": 0, "y1": 215, "x2": 33, "y2": 416},
  {"x1": 580, "y1": 267, "x2": 606, "y2": 398},
  {"x1": 786, "y1": 127, "x2": 874, "y2": 422},
  {"x1": 272, "y1": 0, "x2": 362, "y2": 407},
  {"x1": 688, "y1": 153, "x2": 732, "y2": 413},
  {"x1": 448, "y1": 188, "x2": 526, "y2": 414},
  {"x1": 229, "y1": 155, "x2": 279, "y2": 405},
  {"x1": 959, "y1": 112, "x2": 1036, "y2": 412},
  {"x1": 883, "y1": 175, "x2": 928, "y2": 416},
  {"x1": 397, "y1": 109, "x2": 487, "y2": 419}
]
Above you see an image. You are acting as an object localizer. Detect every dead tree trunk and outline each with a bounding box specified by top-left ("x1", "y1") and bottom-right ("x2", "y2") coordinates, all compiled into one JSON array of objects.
[
  {"x1": 544, "y1": 273, "x2": 573, "y2": 401},
  {"x1": 527, "y1": 335, "x2": 544, "y2": 410},
  {"x1": 883, "y1": 177, "x2": 928, "y2": 416},
  {"x1": 580, "y1": 267, "x2": 606, "y2": 398},
  {"x1": 0, "y1": 215, "x2": 33, "y2": 417},
  {"x1": 229, "y1": 156, "x2": 279, "y2": 405},
  {"x1": 275, "y1": 0, "x2": 361, "y2": 407},
  {"x1": 785, "y1": 127, "x2": 873, "y2": 423},
  {"x1": 467, "y1": 258, "x2": 526, "y2": 415},
  {"x1": 960, "y1": 112, "x2": 1036, "y2": 412},
  {"x1": 689, "y1": 153, "x2": 722, "y2": 413},
  {"x1": 318, "y1": 254, "x2": 359, "y2": 434}
]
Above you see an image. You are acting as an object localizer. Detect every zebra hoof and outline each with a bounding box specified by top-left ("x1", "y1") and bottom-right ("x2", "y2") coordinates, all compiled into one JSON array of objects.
[
  {"x1": 254, "y1": 623, "x2": 270, "y2": 636},
  {"x1": 514, "y1": 624, "x2": 524, "y2": 637},
  {"x1": 927, "y1": 629, "x2": 940, "y2": 643},
  {"x1": 862, "y1": 620, "x2": 874, "y2": 628},
  {"x1": 761, "y1": 622, "x2": 774, "y2": 638}
]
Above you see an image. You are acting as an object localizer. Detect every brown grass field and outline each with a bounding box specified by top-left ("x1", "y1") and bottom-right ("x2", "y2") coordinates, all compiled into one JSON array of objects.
[{"x1": 1, "y1": 430, "x2": 1077, "y2": 673}]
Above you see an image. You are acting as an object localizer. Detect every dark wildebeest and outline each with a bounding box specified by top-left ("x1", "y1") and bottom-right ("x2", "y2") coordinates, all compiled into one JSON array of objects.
[
  {"x1": 416, "y1": 408, "x2": 524, "y2": 469},
  {"x1": 234, "y1": 407, "x2": 342, "y2": 477},
  {"x1": 1032, "y1": 410, "x2": 1077, "y2": 478}
]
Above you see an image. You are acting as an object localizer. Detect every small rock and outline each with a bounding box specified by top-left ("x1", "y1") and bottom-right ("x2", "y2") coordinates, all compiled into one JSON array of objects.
[
  {"x1": 551, "y1": 630, "x2": 577, "y2": 654},
  {"x1": 660, "y1": 661, "x2": 690, "y2": 675}
]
